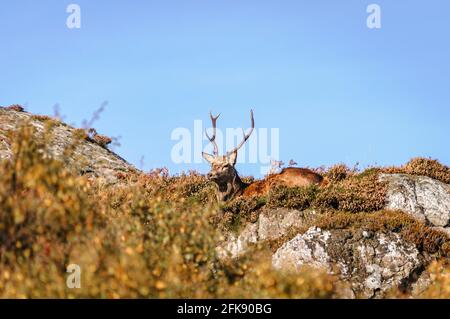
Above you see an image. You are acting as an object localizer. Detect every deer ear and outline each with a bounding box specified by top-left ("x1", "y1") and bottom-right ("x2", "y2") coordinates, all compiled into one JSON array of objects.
[
  {"x1": 228, "y1": 150, "x2": 238, "y2": 165},
  {"x1": 202, "y1": 152, "x2": 215, "y2": 164}
]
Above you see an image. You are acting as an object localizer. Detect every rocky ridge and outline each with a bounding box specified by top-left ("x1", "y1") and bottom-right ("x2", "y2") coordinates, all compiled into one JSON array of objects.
[
  {"x1": 218, "y1": 173, "x2": 450, "y2": 297},
  {"x1": 0, "y1": 106, "x2": 137, "y2": 183}
]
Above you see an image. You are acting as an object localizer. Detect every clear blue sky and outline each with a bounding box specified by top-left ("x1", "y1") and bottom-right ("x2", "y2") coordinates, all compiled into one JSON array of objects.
[{"x1": 1, "y1": 0, "x2": 449, "y2": 177}]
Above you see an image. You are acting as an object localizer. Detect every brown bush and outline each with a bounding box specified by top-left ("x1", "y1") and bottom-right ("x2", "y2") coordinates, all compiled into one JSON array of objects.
[
  {"x1": 31, "y1": 114, "x2": 53, "y2": 122},
  {"x1": 218, "y1": 250, "x2": 342, "y2": 299},
  {"x1": 221, "y1": 196, "x2": 267, "y2": 231},
  {"x1": 5, "y1": 104, "x2": 25, "y2": 112},
  {"x1": 324, "y1": 163, "x2": 355, "y2": 182},
  {"x1": 384, "y1": 157, "x2": 450, "y2": 184},
  {"x1": 314, "y1": 169, "x2": 387, "y2": 212},
  {"x1": 267, "y1": 184, "x2": 318, "y2": 210}
]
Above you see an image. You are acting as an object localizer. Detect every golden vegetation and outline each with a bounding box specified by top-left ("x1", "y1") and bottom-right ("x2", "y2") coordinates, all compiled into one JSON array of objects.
[
  {"x1": 419, "y1": 261, "x2": 450, "y2": 298},
  {"x1": 220, "y1": 166, "x2": 387, "y2": 231},
  {"x1": 0, "y1": 109, "x2": 449, "y2": 298},
  {"x1": 383, "y1": 157, "x2": 450, "y2": 184},
  {"x1": 0, "y1": 124, "x2": 339, "y2": 298}
]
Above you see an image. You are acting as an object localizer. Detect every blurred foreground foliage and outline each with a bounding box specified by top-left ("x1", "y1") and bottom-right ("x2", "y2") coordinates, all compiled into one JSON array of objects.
[
  {"x1": 0, "y1": 123, "x2": 340, "y2": 298},
  {"x1": 0, "y1": 121, "x2": 448, "y2": 298}
]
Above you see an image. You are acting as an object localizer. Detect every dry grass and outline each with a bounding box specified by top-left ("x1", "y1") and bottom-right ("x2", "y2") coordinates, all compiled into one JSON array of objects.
[
  {"x1": 383, "y1": 157, "x2": 450, "y2": 184},
  {"x1": 0, "y1": 124, "x2": 340, "y2": 298},
  {"x1": 31, "y1": 114, "x2": 54, "y2": 122},
  {"x1": 220, "y1": 165, "x2": 388, "y2": 231},
  {"x1": 87, "y1": 128, "x2": 112, "y2": 148},
  {"x1": 313, "y1": 168, "x2": 387, "y2": 212},
  {"x1": 0, "y1": 110, "x2": 449, "y2": 298},
  {"x1": 4, "y1": 104, "x2": 25, "y2": 112},
  {"x1": 218, "y1": 250, "x2": 343, "y2": 299}
]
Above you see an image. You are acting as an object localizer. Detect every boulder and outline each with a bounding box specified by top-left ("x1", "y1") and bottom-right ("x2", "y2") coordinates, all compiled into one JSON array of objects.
[
  {"x1": 380, "y1": 173, "x2": 450, "y2": 228},
  {"x1": 272, "y1": 226, "x2": 424, "y2": 298},
  {"x1": 0, "y1": 107, "x2": 137, "y2": 183},
  {"x1": 216, "y1": 208, "x2": 315, "y2": 259}
]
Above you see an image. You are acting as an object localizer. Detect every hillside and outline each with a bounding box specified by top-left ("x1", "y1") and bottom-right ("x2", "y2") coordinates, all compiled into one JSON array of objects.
[
  {"x1": 0, "y1": 105, "x2": 449, "y2": 298},
  {"x1": 0, "y1": 105, "x2": 137, "y2": 183}
]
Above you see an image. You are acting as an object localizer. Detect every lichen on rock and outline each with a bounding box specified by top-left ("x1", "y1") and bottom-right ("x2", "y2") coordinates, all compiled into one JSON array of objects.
[
  {"x1": 272, "y1": 226, "x2": 424, "y2": 298},
  {"x1": 380, "y1": 173, "x2": 450, "y2": 228}
]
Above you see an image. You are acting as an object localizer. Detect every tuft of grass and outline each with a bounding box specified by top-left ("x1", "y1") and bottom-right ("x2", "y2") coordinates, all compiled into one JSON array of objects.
[
  {"x1": 267, "y1": 184, "x2": 319, "y2": 210},
  {"x1": 314, "y1": 168, "x2": 387, "y2": 212},
  {"x1": 383, "y1": 157, "x2": 450, "y2": 184},
  {"x1": 4, "y1": 104, "x2": 25, "y2": 112},
  {"x1": 31, "y1": 114, "x2": 54, "y2": 122},
  {"x1": 221, "y1": 196, "x2": 267, "y2": 232},
  {"x1": 323, "y1": 163, "x2": 356, "y2": 183},
  {"x1": 87, "y1": 128, "x2": 112, "y2": 148}
]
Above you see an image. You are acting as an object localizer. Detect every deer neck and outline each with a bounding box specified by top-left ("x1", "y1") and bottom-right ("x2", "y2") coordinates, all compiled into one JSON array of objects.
[{"x1": 215, "y1": 173, "x2": 248, "y2": 202}]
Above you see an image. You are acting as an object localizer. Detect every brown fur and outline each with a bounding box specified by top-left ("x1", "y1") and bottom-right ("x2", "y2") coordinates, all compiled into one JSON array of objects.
[
  {"x1": 243, "y1": 167, "x2": 324, "y2": 197},
  {"x1": 202, "y1": 110, "x2": 325, "y2": 202}
]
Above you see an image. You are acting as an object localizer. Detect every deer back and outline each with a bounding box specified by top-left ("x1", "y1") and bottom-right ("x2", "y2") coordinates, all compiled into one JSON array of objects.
[{"x1": 242, "y1": 167, "x2": 324, "y2": 197}]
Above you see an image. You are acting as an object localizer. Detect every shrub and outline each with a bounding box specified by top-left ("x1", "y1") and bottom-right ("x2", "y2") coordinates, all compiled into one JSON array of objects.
[
  {"x1": 31, "y1": 114, "x2": 54, "y2": 122},
  {"x1": 384, "y1": 157, "x2": 450, "y2": 184},
  {"x1": 0, "y1": 124, "x2": 345, "y2": 298},
  {"x1": 314, "y1": 169, "x2": 387, "y2": 212},
  {"x1": 324, "y1": 163, "x2": 355, "y2": 183},
  {"x1": 267, "y1": 184, "x2": 318, "y2": 210},
  {"x1": 4, "y1": 104, "x2": 25, "y2": 112},
  {"x1": 218, "y1": 250, "x2": 342, "y2": 299}
]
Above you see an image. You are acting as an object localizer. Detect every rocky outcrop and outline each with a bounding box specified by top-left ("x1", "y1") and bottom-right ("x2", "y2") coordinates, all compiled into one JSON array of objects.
[
  {"x1": 218, "y1": 173, "x2": 450, "y2": 298},
  {"x1": 0, "y1": 107, "x2": 137, "y2": 183},
  {"x1": 380, "y1": 173, "x2": 450, "y2": 231},
  {"x1": 217, "y1": 208, "x2": 316, "y2": 259},
  {"x1": 272, "y1": 227, "x2": 424, "y2": 298}
]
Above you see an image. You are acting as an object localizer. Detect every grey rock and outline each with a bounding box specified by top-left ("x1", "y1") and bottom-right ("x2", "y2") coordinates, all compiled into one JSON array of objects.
[
  {"x1": 217, "y1": 208, "x2": 315, "y2": 259},
  {"x1": 380, "y1": 173, "x2": 450, "y2": 227},
  {"x1": 272, "y1": 227, "x2": 423, "y2": 298},
  {"x1": 0, "y1": 108, "x2": 137, "y2": 183}
]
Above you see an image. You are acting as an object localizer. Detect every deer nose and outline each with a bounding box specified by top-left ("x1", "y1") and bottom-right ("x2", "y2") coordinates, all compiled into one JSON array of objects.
[{"x1": 207, "y1": 172, "x2": 217, "y2": 180}]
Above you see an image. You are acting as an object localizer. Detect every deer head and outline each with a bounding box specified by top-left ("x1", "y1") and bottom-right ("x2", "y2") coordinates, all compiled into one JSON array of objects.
[{"x1": 202, "y1": 110, "x2": 255, "y2": 202}]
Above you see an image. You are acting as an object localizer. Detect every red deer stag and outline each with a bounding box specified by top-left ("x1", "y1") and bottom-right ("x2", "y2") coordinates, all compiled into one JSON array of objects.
[{"x1": 202, "y1": 110, "x2": 325, "y2": 202}]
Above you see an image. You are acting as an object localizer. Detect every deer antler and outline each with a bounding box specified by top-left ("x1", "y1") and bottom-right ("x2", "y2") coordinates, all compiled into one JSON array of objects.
[
  {"x1": 226, "y1": 109, "x2": 255, "y2": 156},
  {"x1": 205, "y1": 112, "x2": 220, "y2": 156}
]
